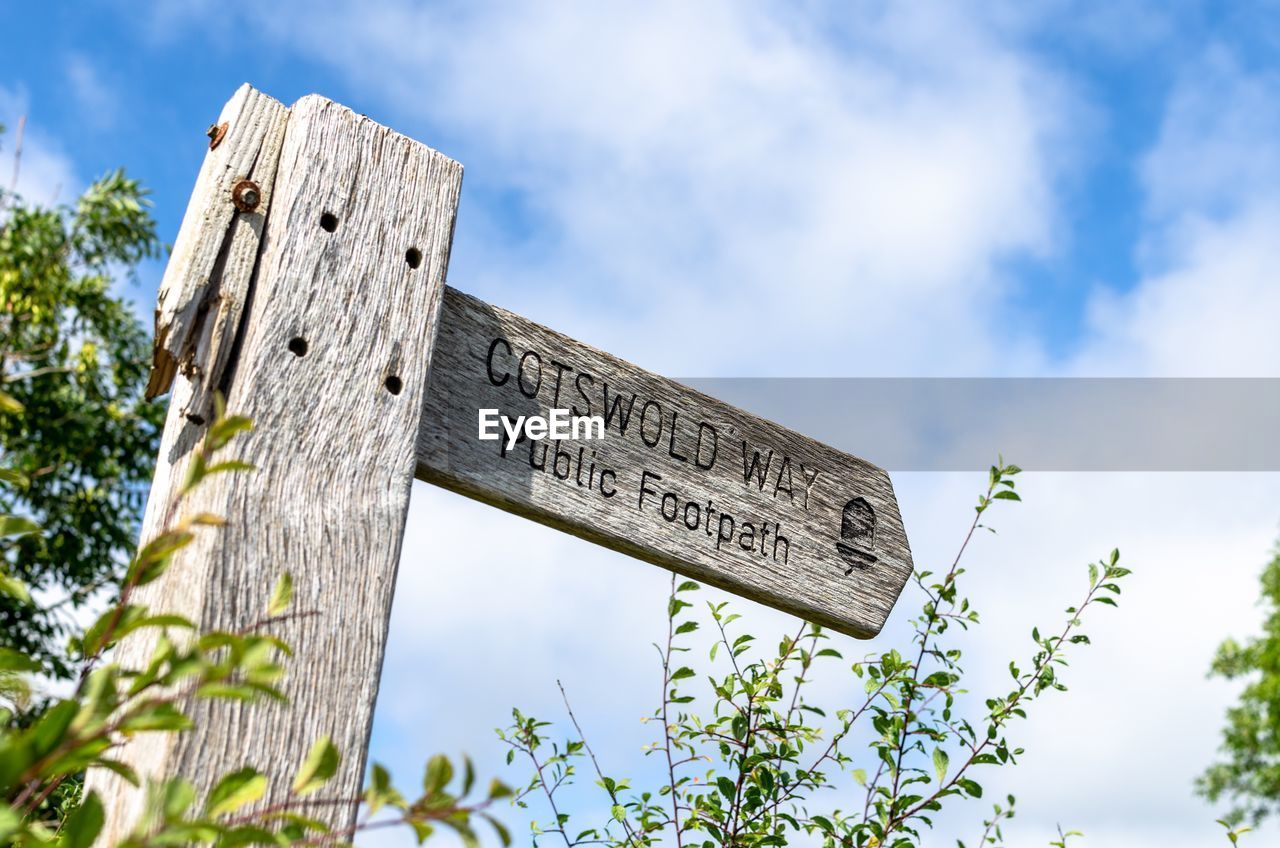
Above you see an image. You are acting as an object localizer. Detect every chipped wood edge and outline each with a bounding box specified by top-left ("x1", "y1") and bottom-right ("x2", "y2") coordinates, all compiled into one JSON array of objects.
[{"x1": 147, "y1": 82, "x2": 290, "y2": 422}]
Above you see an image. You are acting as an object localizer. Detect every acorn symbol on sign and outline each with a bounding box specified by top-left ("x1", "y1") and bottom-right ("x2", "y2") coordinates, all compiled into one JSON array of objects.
[{"x1": 836, "y1": 497, "x2": 878, "y2": 575}]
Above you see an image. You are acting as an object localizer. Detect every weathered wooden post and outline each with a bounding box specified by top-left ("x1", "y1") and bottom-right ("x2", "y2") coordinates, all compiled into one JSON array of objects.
[
  {"x1": 96, "y1": 83, "x2": 915, "y2": 842},
  {"x1": 92, "y1": 85, "x2": 463, "y2": 841}
]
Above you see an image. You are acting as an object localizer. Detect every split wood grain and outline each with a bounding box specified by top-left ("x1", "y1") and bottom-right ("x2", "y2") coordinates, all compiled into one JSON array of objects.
[{"x1": 146, "y1": 83, "x2": 289, "y2": 416}]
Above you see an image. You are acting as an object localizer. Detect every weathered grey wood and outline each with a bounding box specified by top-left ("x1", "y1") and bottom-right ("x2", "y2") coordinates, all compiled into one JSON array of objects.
[
  {"x1": 92, "y1": 90, "x2": 463, "y2": 842},
  {"x1": 147, "y1": 83, "x2": 289, "y2": 417},
  {"x1": 418, "y1": 288, "x2": 913, "y2": 638}
]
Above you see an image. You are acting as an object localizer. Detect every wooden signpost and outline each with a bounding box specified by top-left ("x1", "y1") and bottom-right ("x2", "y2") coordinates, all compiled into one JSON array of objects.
[{"x1": 91, "y1": 85, "x2": 914, "y2": 842}]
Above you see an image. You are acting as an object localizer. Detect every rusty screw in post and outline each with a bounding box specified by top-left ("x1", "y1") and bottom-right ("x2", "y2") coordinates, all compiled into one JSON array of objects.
[
  {"x1": 231, "y1": 179, "x2": 261, "y2": 213},
  {"x1": 207, "y1": 122, "x2": 229, "y2": 150}
]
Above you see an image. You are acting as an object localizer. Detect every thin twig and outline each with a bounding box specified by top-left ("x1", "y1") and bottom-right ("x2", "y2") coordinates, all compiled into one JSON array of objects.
[
  {"x1": 660, "y1": 573, "x2": 684, "y2": 848},
  {"x1": 883, "y1": 477, "x2": 994, "y2": 821},
  {"x1": 557, "y1": 679, "x2": 642, "y2": 848},
  {"x1": 9, "y1": 115, "x2": 24, "y2": 195}
]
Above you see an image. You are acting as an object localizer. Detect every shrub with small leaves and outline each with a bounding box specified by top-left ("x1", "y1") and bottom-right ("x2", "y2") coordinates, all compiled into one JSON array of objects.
[{"x1": 503, "y1": 460, "x2": 1137, "y2": 848}]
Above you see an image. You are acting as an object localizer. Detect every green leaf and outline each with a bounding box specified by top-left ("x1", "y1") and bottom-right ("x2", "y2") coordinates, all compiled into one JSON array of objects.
[
  {"x1": 461, "y1": 755, "x2": 475, "y2": 796},
  {"x1": 267, "y1": 572, "x2": 293, "y2": 617},
  {"x1": 83, "y1": 604, "x2": 144, "y2": 656},
  {"x1": 31, "y1": 699, "x2": 79, "y2": 757},
  {"x1": 119, "y1": 703, "x2": 193, "y2": 734},
  {"x1": 0, "y1": 514, "x2": 39, "y2": 539},
  {"x1": 424, "y1": 753, "x2": 454, "y2": 795},
  {"x1": 60, "y1": 791, "x2": 104, "y2": 848},
  {"x1": 95, "y1": 758, "x2": 141, "y2": 787},
  {"x1": 132, "y1": 614, "x2": 196, "y2": 632},
  {"x1": 0, "y1": 575, "x2": 31, "y2": 603},
  {"x1": 292, "y1": 736, "x2": 341, "y2": 796},
  {"x1": 365, "y1": 763, "x2": 405, "y2": 815},
  {"x1": 932, "y1": 747, "x2": 949, "y2": 783},
  {"x1": 207, "y1": 767, "x2": 268, "y2": 817},
  {"x1": 219, "y1": 825, "x2": 278, "y2": 847},
  {"x1": 205, "y1": 460, "x2": 257, "y2": 476},
  {"x1": 0, "y1": 391, "x2": 24, "y2": 414},
  {"x1": 484, "y1": 813, "x2": 512, "y2": 847},
  {"x1": 195, "y1": 683, "x2": 263, "y2": 701},
  {"x1": 162, "y1": 778, "x2": 197, "y2": 819},
  {"x1": 208, "y1": 415, "x2": 254, "y2": 451},
  {"x1": 0, "y1": 468, "x2": 29, "y2": 488},
  {"x1": 0, "y1": 647, "x2": 41, "y2": 673},
  {"x1": 128, "y1": 531, "x2": 194, "y2": 586}
]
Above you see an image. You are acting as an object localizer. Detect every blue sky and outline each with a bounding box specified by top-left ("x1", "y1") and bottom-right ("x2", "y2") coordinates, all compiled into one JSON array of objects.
[
  {"x1": 6, "y1": 2, "x2": 1280, "y2": 847},
  {"x1": 5, "y1": 2, "x2": 1280, "y2": 376},
  {"x1": 3, "y1": 0, "x2": 1267, "y2": 367}
]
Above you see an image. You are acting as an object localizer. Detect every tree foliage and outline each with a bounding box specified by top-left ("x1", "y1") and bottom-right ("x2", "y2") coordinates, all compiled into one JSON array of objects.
[
  {"x1": 0, "y1": 143, "x2": 163, "y2": 679},
  {"x1": 1199, "y1": 537, "x2": 1280, "y2": 826}
]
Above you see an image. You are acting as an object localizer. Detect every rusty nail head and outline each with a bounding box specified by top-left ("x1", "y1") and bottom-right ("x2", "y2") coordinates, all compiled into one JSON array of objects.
[
  {"x1": 207, "y1": 122, "x2": 229, "y2": 150},
  {"x1": 231, "y1": 179, "x2": 261, "y2": 213}
]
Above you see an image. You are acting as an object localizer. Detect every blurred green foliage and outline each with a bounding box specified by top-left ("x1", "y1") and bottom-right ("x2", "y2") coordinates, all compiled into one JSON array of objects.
[
  {"x1": 0, "y1": 150, "x2": 162, "y2": 679},
  {"x1": 1200, "y1": 538, "x2": 1280, "y2": 827}
]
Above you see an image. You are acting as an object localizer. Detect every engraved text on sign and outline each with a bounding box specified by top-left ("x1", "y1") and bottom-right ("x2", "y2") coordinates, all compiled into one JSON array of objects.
[{"x1": 416, "y1": 287, "x2": 913, "y2": 638}]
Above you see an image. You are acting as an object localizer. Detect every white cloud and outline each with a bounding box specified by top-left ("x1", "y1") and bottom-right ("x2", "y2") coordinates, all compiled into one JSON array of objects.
[
  {"x1": 1072, "y1": 50, "x2": 1280, "y2": 376},
  {"x1": 175, "y1": 0, "x2": 1083, "y2": 377}
]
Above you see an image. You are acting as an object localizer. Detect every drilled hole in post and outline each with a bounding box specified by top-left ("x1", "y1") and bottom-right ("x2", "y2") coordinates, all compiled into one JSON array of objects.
[
  {"x1": 319, "y1": 212, "x2": 338, "y2": 232},
  {"x1": 288, "y1": 337, "x2": 309, "y2": 357},
  {"x1": 405, "y1": 247, "x2": 422, "y2": 269},
  {"x1": 384, "y1": 375, "x2": 403, "y2": 395}
]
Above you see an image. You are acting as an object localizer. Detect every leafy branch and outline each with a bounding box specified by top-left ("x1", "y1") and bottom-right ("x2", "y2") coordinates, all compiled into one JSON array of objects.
[{"x1": 1, "y1": 400, "x2": 510, "y2": 848}]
